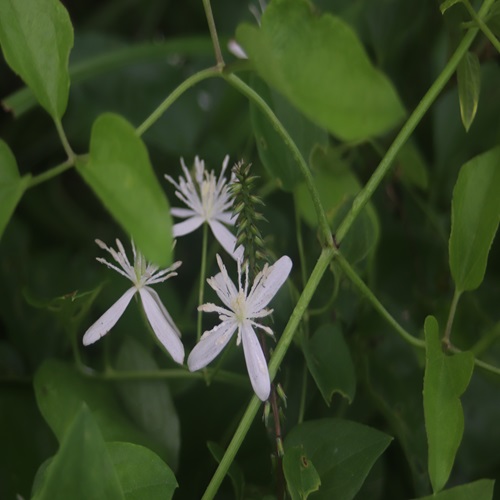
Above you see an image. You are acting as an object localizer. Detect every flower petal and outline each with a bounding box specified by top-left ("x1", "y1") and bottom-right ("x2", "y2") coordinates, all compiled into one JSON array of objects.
[
  {"x1": 172, "y1": 216, "x2": 204, "y2": 237},
  {"x1": 171, "y1": 207, "x2": 197, "y2": 218},
  {"x1": 209, "y1": 219, "x2": 244, "y2": 261},
  {"x1": 187, "y1": 319, "x2": 237, "y2": 372},
  {"x1": 144, "y1": 286, "x2": 182, "y2": 338},
  {"x1": 241, "y1": 322, "x2": 270, "y2": 401},
  {"x1": 139, "y1": 288, "x2": 185, "y2": 364},
  {"x1": 247, "y1": 255, "x2": 292, "y2": 313},
  {"x1": 83, "y1": 288, "x2": 136, "y2": 346}
]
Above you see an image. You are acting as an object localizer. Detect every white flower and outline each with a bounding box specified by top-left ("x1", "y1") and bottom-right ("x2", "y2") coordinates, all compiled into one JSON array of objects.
[
  {"x1": 188, "y1": 254, "x2": 292, "y2": 401},
  {"x1": 83, "y1": 239, "x2": 184, "y2": 365},
  {"x1": 165, "y1": 156, "x2": 243, "y2": 261}
]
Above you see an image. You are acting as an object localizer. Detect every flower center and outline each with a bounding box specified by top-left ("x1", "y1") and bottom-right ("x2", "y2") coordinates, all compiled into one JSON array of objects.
[
  {"x1": 231, "y1": 291, "x2": 247, "y2": 324},
  {"x1": 200, "y1": 176, "x2": 217, "y2": 219}
]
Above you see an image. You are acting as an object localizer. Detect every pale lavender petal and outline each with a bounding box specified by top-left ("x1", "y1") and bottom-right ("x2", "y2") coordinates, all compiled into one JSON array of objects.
[
  {"x1": 171, "y1": 207, "x2": 197, "y2": 218},
  {"x1": 215, "y1": 211, "x2": 236, "y2": 225},
  {"x1": 241, "y1": 322, "x2": 270, "y2": 401},
  {"x1": 206, "y1": 272, "x2": 238, "y2": 310},
  {"x1": 139, "y1": 288, "x2": 185, "y2": 364},
  {"x1": 247, "y1": 255, "x2": 292, "y2": 313},
  {"x1": 209, "y1": 220, "x2": 244, "y2": 261},
  {"x1": 187, "y1": 320, "x2": 237, "y2": 371},
  {"x1": 173, "y1": 216, "x2": 204, "y2": 237},
  {"x1": 83, "y1": 288, "x2": 136, "y2": 346},
  {"x1": 144, "y1": 286, "x2": 181, "y2": 338}
]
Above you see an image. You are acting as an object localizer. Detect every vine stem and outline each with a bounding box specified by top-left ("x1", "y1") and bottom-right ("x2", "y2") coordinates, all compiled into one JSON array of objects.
[
  {"x1": 462, "y1": 0, "x2": 500, "y2": 54},
  {"x1": 202, "y1": 247, "x2": 335, "y2": 500},
  {"x1": 443, "y1": 288, "x2": 462, "y2": 348},
  {"x1": 197, "y1": 223, "x2": 209, "y2": 341},
  {"x1": 54, "y1": 118, "x2": 76, "y2": 161},
  {"x1": 28, "y1": 158, "x2": 74, "y2": 189},
  {"x1": 335, "y1": 0, "x2": 495, "y2": 243},
  {"x1": 202, "y1": 0, "x2": 225, "y2": 68}
]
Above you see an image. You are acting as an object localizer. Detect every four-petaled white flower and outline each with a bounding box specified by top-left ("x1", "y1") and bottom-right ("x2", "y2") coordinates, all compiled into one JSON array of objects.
[
  {"x1": 188, "y1": 254, "x2": 292, "y2": 401},
  {"x1": 165, "y1": 156, "x2": 243, "y2": 261},
  {"x1": 83, "y1": 239, "x2": 184, "y2": 365}
]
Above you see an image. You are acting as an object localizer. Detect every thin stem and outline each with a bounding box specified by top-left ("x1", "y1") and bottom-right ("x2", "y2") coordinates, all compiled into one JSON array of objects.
[
  {"x1": 335, "y1": 4, "x2": 493, "y2": 244},
  {"x1": 54, "y1": 118, "x2": 75, "y2": 161},
  {"x1": 443, "y1": 288, "x2": 462, "y2": 348},
  {"x1": 197, "y1": 223, "x2": 209, "y2": 341},
  {"x1": 294, "y1": 191, "x2": 308, "y2": 290},
  {"x1": 298, "y1": 361, "x2": 308, "y2": 424},
  {"x1": 335, "y1": 253, "x2": 426, "y2": 349},
  {"x1": 224, "y1": 73, "x2": 334, "y2": 249},
  {"x1": 448, "y1": 345, "x2": 500, "y2": 376},
  {"x1": 202, "y1": 248, "x2": 335, "y2": 499},
  {"x1": 136, "y1": 67, "x2": 220, "y2": 136},
  {"x1": 202, "y1": 0, "x2": 225, "y2": 68},
  {"x1": 463, "y1": 0, "x2": 500, "y2": 54},
  {"x1": 28, "y1": 158, "x2": 75, "y2": 189}
]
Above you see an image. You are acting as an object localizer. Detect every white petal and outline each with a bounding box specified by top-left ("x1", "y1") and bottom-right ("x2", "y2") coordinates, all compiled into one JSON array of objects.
[
  {"x1": 144, "y1": 286, "x2": 182, "y2": 338},
  {"x1": 207, "y1": 272, "x2": 238, "y2": 310},
  {"x1": 171, "y1": 207, "x2": 197, "y2": 218},
  {"x1": 187, "y1": 320, "x2": 237, "y2": 371},
  {"x1": 172, "y1": 216, "x2": 204, "y2": 237},
  {"x1": 139, "y1": 288, "x2": 185, "y2": 364},
  {"x1": 228, "y1": 39, "x2": 248, "y2": 59},
  {"x1": 241, "y1": 322, "x2": 270, "y2": 401},
  {"x1": 247, "y1": 255, "x2": 292, "y2": 313},
  {"x1": 209, "y1": 220, "x2": 243, "y2": 261},
  {"x1": 83, "y1": 288, "x2": 136, "y2": 346}
]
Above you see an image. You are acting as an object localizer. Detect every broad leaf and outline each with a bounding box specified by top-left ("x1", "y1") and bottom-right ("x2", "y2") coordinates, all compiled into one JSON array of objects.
[
  {"x1": 416, "y1": 478, "x2": 495, "y2": 500},
  {"x1": 0, "y1": 140, "x2": 30, "y2": 239},
  {"x1": 77, "y1": 113, "x2": 172, "y2": 266},
  {"x1": 457, "y1": 52, "x2": 481, "y2": 132},
  {"x1": 249, "y1": 76, "x2": 328, "y2": 191},
  {"x1": 207, "y1": 441, "x2": 245, "y2": 500},
  {"x1": 283, "y1": 446, "x2": 321, "y2": 500},
  {"x1": 449, "y1": 146, "x2": 500, "y2": 292},
  {"x1": 302, "y1": 324, "x2": 356, "y2": 405},
  {"x1": 284, "y1": 418, "x2": 392, "y2": 499},
  {"x1": 237, "y1": 0, "x2": 405, "y2": 142},
  {"x1": 0, "y1": 0, "x2": 73, "y2": 119},
  {"x1": 423, "y1": 316, "x2": 474, "y2": 493},
  {"x1": 116, "y1": 338, "x2": 181, "y2": 470},
  {"x1": 108, "y1": 442, "x2": 178, "y2": 499},
  {"x1": 440, "y1": 0, "x2": 463, "y2": 14},
  {"x1": 32, "y1": 404, "x2": 124, "y2": 500}
]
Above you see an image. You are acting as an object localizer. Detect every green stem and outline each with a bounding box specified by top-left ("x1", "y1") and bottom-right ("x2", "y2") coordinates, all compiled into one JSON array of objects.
[
  {"x1": 197, "y1": 223, "x2": 209, "y2": 341},
  {"x1": 54, "y1": 118, "x2": 75, "y2": 161},
  {"x1": 202, "y1": 247, "x2": 335, "y2": 500},
  {"x1": 335, "y1": 253, "x2": 425, "y2": 349},
  {"x1": 28, "y1": 158, "x2": 75, "y2": 189},
  {"x1": 136, "y1": 67, "x2": 220, "y2": 136},
  {"x1": 294, "y1": 191, "x2": 308, "y2": 290},
  {"x1": 463, "y1": 0, "x2": 500, "y2": 54},
  {"x1": 224, "y1": 73, "x2": 334, "y2": 249},
  {"x1": 443, "y1": 288, "x2": 463, "y2": 348},
  {"x1": 202, "y1": 0, "x2": 225, "y2": 68},
  {"x1": 335, "y1": 4, "x2": 493, "y2": 244}
]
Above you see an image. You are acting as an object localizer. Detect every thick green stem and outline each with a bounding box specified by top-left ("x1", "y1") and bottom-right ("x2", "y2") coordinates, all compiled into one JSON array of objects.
[
  {"x1": 197, "y1": 223, "x2": 209, "y2": 341},
  {"x1": 202, "y1": 0, "x2": 225, "y2": 68},
  {"x1": 202, "y1": 247, "x2": 335, "y2": 499},
  {"x1": 224, "y1": 73, "x2": 334, "y2": 249},
  {"x1": 28, "y1": 158, "x2": 75, "y2": 189},
  {"x1": 463, "y1": 0, "x2": 500, "y2": 54},
  {"x1": 443, "y1": 288, "x2": 462, "y2": 348},
  {"x1": 136, "y1": 67, "x2": 220, "y2": 136},
  {"x1": 54, "y1": 118, "x2": 75, "y2": 161},
  {"x1": 335, "y1": 3, "x2": 493, "y2": 243}
]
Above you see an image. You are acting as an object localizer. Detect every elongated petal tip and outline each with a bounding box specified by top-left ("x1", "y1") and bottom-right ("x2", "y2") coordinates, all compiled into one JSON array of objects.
[{"x1": 242, "y1": 323, "x2": 271, "y2": 401}]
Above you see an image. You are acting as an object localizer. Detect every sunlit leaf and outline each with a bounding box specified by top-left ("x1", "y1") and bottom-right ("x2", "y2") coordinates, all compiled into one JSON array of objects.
[
  {"x1": 77, "y1": 113, "x2": 172, "y2": 266},
  {"x1": 449, "y1": 146, "x2": 500, "y2": 292},
  {"x1": 285, "y1": 418, "x2": 392, "y2": 499},
  {"x1": 237, "y1": 0, "x2": 405, "y2": 142},
  {"x1": 283, "y1": 445, "x2": 321, "y2": 500},
  {"x1": 0, "y1": 0, "x2": 73, "y2": 119},
  {"x1": 0, "y1": 140, "x2": 30, "y2": 240},
  {"x1": 457, "y1": 52, "x2": 481, "y2": 132},
  {"x1": 302, "y1": 324, "x2": 356, "y2": 405},
  {"x1": 423, "y1": 316, "x2": 474, "y2": 493},
  {"x1": 416, "y1": 478, "x2": 494, "y2": 500}
]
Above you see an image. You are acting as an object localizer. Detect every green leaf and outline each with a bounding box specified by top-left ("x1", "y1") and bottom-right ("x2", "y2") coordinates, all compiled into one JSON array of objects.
[
  {"x1": 0, "y1": 0, "x2": 73, "y2": 119},
  {"x1": 0, "y1": 140, "x2": 30, "y2": 239},
  {"x1": 207, "y1": 441, "x2": 245, "y2": 500},
  {"x1": 487, "y1": 1, "x2": 500, "y2": 37},
  {"x1": 115, "y1": 338, "x2": 181, "y2": 470},
  {"x1": 249, "y1": 75, "x2": 328, "y2": 191},
  {"x1": 283, "y1": 445, "x2": 321, "y2": 500},
  {"x1": 449, "y1": 146, "x2": 500, "y2": 292},
  {"x1": 440, "y1": 0, "x2": 463, "y2": 14},
  {"x1": 423, "y1": 316, "x2": 474, "y2": 493},
  {"x1": 77, "y1": 113, "x2": 172, "y2": 266},
  {"x1": 302, "y1": 324, "x2": 356, "y2": 405},
  {"x1": 457, "y1": 52, "x2": 481, "y2": 132},
  {"x1": 284, "y1": 418, "x2": 392, "y2": 500},
  {"x1": 33, "y1": 404, "x2": 124, "y2": 500},
  {"x1": 415, "y1": 479, "x2": 495, "y2": 500},
  {"x1": 236, "y1": 0, "x2": 405, "y2": 142},
  {"x1": 108, "y1": 442, "x2": 178, "y2": 500}
]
